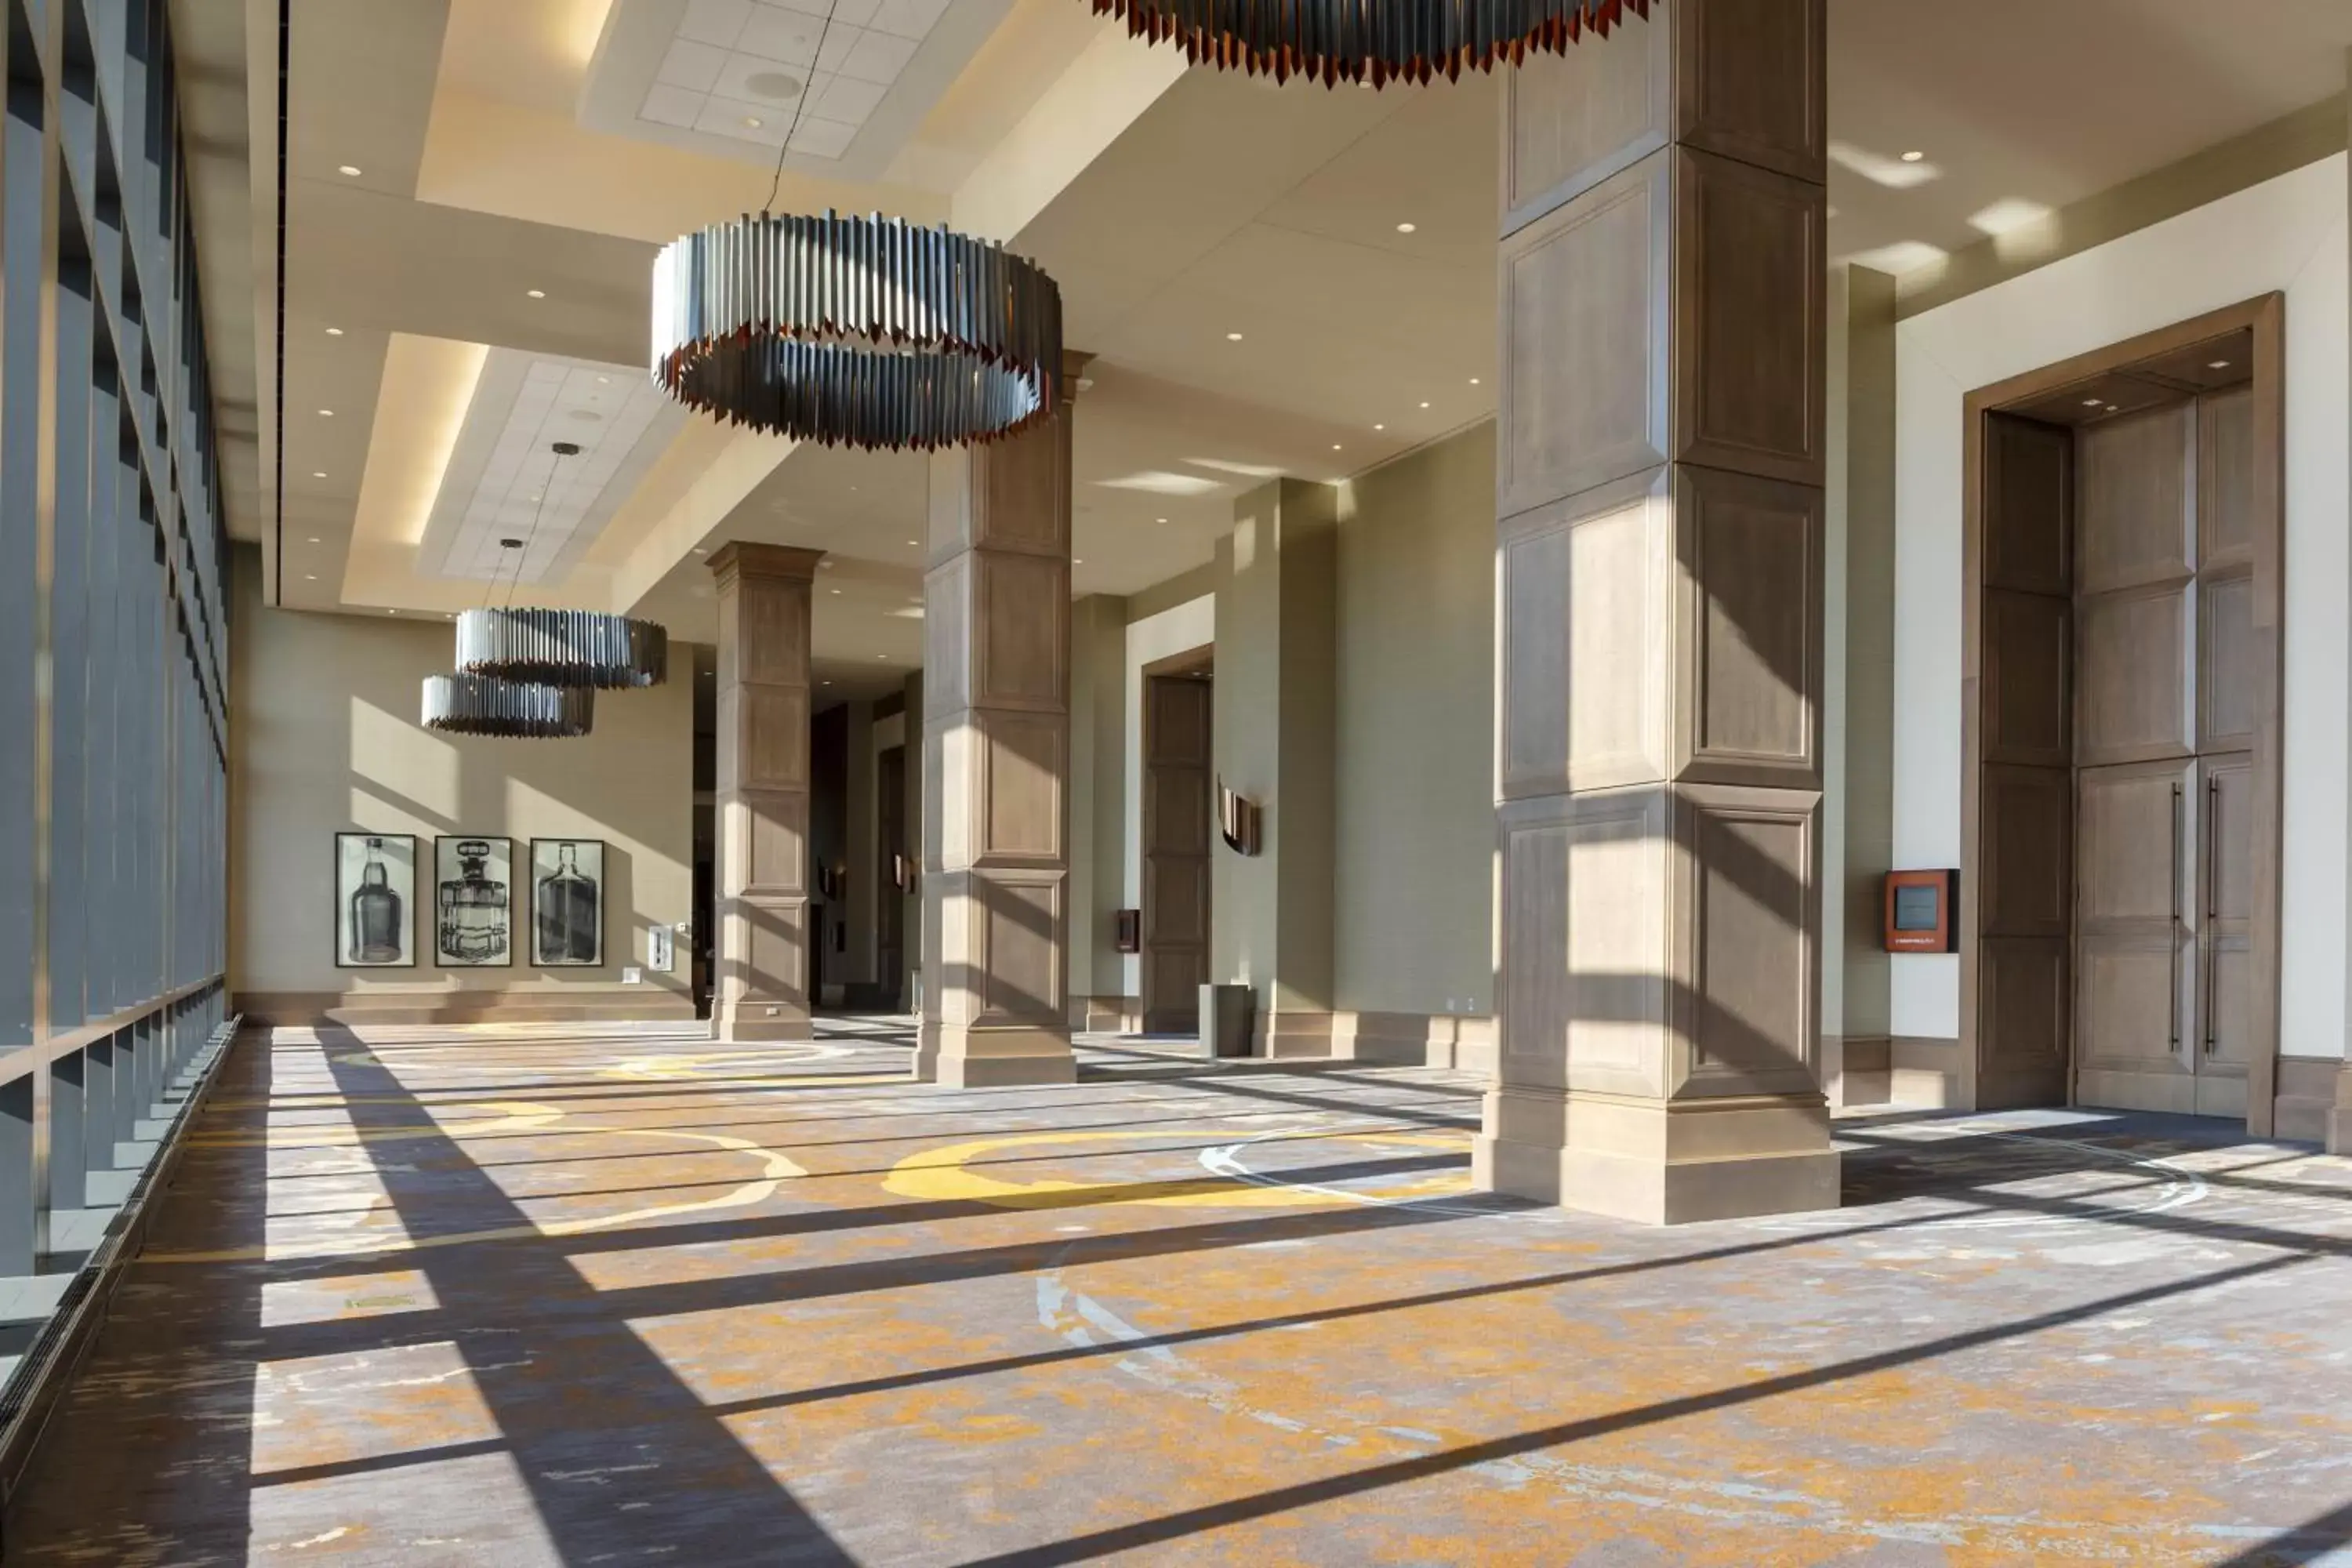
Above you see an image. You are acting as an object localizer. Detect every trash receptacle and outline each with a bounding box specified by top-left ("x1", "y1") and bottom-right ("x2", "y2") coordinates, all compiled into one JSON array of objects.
[{"x1": 1199, "y1": 983, "x2": 1256, "y2": 1058}]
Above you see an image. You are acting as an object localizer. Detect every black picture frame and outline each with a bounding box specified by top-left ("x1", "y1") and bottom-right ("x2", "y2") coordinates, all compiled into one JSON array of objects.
[
  {"x1": 335, "y1": 832, "x2": 418, "y2": 969},
  {"x1": 528, "y1": 837, "x2": 605, "y2": 967},
  {"x1": 433, "y1": 836, "x2": 515, "y2": 968}
]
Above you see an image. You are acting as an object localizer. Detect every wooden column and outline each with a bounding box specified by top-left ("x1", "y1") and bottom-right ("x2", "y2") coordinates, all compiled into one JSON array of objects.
[
  {"x1": 708, "y1": 543, "x2": 822, "y2": 1042},
  {"x1": 1480, "y1": 0, "x2": 1838, "y2": 1223},
  {"x1": 915, "y1": 363, "x2": 1084, "y2": 1087}
]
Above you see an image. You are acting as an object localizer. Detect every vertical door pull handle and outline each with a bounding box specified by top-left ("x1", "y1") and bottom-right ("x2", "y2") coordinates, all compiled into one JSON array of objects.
[
  {"x1": 2169, "y1": 780, "x2": 2183, "y2": 1050},
  {"x1": 2205, "y1": 775, "x2": 2220, "y2": 1054}
]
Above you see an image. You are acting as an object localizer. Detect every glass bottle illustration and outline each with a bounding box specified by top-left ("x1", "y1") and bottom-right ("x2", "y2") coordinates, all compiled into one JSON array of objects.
[
  {"x1": 537, "y1": 843, "x2": 598, "y2": 964},
  {"x1": 438, "y1": 840, "x2": 508, "y2": 964},
  {"x1": 350, "y1": 837, "x2": 403, "y2": 964}
]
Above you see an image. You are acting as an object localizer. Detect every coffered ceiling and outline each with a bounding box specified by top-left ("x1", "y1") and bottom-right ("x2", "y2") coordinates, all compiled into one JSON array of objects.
[{"x1": 176, "y1": 0, "x2": 2350, "y2": 694}]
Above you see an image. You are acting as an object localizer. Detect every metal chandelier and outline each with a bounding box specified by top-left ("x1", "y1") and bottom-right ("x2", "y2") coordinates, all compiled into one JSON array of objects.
[
  {"x1": 1087, "y1": 0, "x2": 1651, "y2": 85},
  {"x1": 651, "y1": 209, "x2": 1062, "y2": 451},
  {"x1": 422, "y1": 672, "x2": 596, "y2": 739},
  {"x1": 451, "y1": 441, "x2": 670, "y2": 692}
]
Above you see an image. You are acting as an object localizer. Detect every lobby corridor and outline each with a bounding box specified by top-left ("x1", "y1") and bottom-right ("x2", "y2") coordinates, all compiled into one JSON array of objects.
[{"x1": 2, "y1": 1022, "x2": 2347, "y2": 1564}]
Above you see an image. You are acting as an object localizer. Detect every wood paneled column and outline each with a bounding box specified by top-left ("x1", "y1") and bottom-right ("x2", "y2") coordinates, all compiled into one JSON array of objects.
[
  {"x1": 914, "y1": 359, "x2": 1086, "y2": 1087},
  {"x1": 1479, "y1": 0, "x2": 1838, "y2": 1223},
  {"x1": 709, "y1": 543, "x2": 822, "y2": 1042}
]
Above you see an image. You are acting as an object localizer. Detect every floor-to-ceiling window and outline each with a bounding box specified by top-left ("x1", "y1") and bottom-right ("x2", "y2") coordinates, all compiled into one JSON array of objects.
[{"x1": 0, "y1": 0, "x2": 229, "y2": 1273}]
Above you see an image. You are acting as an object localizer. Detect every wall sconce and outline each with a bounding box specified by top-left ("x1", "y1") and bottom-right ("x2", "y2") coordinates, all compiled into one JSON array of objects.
[
  {"x1": 1218, "y1": 777, "x2": 1261, "y2": 857},
  {"x1": 1114, "y1": 909, "x2": 1142, "y2": 954}
]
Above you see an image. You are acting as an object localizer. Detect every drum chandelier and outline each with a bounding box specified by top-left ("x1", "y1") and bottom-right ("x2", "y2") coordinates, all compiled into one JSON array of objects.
[
  {"x1": 422, "y1": 673, "x2": 596, "y2": 740},
  {"x1": 651, "y1": 209, "x2": 1063, "y2": 451},
  {"x1": 1086, "y1": 0, "x2": 1650, "y2": 85},
  {"x1": 450, "y1": 442, "x2": 670, "y2": 691}
]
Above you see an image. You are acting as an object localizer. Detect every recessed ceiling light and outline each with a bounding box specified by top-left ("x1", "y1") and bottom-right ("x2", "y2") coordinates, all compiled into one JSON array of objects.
[
  {"x1": 830, "y1": 588, "x2": 841, "y2": 595},
  {"x1": 311, "y1": 470, "x2": 326, "y2": 479},
  {"x1": 874, "y1": 654, "x2": 887, "y2": 661},
  {"x1": 2082, "y1": 397, "x2": 2102, "y2": 407},
  {"x1": 1418, "y1": 401, "x2": 1431, "y2": 409},
  {"x1": 597, "y1": 375, "x2": 610, "y2": 384},
  {"x1": 1225, "y1": 332, "x2": 1243, "y2": 342},
  {"x1": 692, "y1": 546, "x2": 708, "y2": 555},
  {"x1": 1900, "y1": 151, "x2": 1925, "y2": 162},
  {"x1": 1374, "y1": 423, "x2": 1385, "y2": 431},
  {"x1": 1331, "y1": 443, "x2": 1342, "y2": 451},
  {"x1": 906, "y1": 539, "x2": 917, "y2": 546},
  {"x1": 2209, "y1": 359, "x2": 2231, "y2": 369},
  {"x1": 325, "y1": 326, "x2": 343, "y2": 336},
  {"x1": 304, "y1": 573, "x2": 317, "y2": 580},
  {"x1": 318, "y1": 408, "x2": 334, "y2": 416},
  {"x1": 1073, "y1": 557, "x2": 1084, "y2": 565},
  {"x1": 822, "y1": 680, "x2": 834, "y2": 686},
  {"x1": 1469, "y1": 377, "x2": 1480, "y2": 385},
  {"x1": 744, "y1": 116, "x2": 763, "y2": 128},
  {"x1": 386, "y1": 608, "x2": 397, "y2": 615},
  {"x1": 526, "y1": 289, "x2": 546, "y2": 299},
  {"x1": 1395, "y1": 221, "x2": 1416, "y2": 234},
  {"x1": 307, "y1": 536, "x2": 319, "y2": 543},
  {"x1": 337, "y1": 165, "x2": 361, "y2": 176}
]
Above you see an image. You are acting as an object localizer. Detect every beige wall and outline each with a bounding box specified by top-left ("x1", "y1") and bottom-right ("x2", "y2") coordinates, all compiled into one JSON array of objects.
[
  {"x1": 1332, "y1": 423, "x2": 1497, "y2": 1019},
  {"x1": 227, "y1": 548, "x2": 695, "y2": 1019}
]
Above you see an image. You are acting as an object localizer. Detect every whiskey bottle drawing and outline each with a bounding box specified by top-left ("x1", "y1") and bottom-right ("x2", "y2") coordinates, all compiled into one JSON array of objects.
[
  {"x1": 438, "y1": 839, "x2": 508, "y2": 963},
  {"x1": 536, "y1": 843, "x2": 598, "y2": 964},
  {"x1": 350, "y1": 837, "x2": 403, "y2": 964}
]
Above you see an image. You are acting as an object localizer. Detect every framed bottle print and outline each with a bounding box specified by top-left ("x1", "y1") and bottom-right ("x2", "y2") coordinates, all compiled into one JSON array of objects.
[
  {"x1": 434, "y1": 837, "x2": 514, "y2": 967},
  {"x1": 336, "y1": 833, "x2": 416, "y2": 967},
  {"x1": 530, "y1": 838, "x2": 604, "y2": 967}
]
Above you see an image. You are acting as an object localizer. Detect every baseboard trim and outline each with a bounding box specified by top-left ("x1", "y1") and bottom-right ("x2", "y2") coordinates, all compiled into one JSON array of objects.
[
  {"x1": 1330, "y1": 1011, "x2": 1497, "y2": 1074},
  {"x1": 2275, "y1": 1054, "x2": 2350, "y2": 1149},
  {"x1": 233, "y1": 991, "x2": 698, "y2": 1027},
  {"x1": 1069, "y1": 994, "x2": 1142, "y2": 1033},
  {"x1": 1888, "y1": 1036, "x2": 1961, "y2": 1109}
]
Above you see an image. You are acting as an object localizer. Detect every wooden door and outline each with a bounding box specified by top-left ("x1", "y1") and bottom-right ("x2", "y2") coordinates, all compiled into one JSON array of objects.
[
  {"x1": 2073, "y1": 758, "x2": 2196, "y2": 1112},
  {"x1": 877, "y1": 746, "x2": 905, "y2": 1009},
  {"x1": 1141, "y1": 674, "x2": 1211, "y2": 1034}
]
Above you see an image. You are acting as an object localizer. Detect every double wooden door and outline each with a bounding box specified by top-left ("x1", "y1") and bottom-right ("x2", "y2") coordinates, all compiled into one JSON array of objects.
[
  {"x1": 1140, "y1": 673, "x2": 1211, "y2": 1034},
  {"x1": 2072, "y1": 387, "x2": 2255, "y2": 1116}
]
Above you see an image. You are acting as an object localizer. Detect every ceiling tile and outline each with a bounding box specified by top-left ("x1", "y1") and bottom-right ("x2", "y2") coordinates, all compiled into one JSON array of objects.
[
  {"x1": 695, "y1": 93, "x2": 790, "y2": 145},
  {"x1": 736, "y1": 3, "x2": 827, "y2": 66},
  {"x1": 810, "y1": 73, "x2": 885, "y2": 125},
  {"x1": 678, "y1": 0, "x2": 755, "y2": 49},
  {"x1": 639, "y1": 82, "x2": 704, "y2": 129},
  {"x1": 713, "y1": 51, "x2": 813, "y2": 106},
  {"x1": 836, "y1": 28, "x2": 916, "y2": 86},
  {"x1": 655, "y1": 37, "x2": 727, "y2": 93},
  {"x1": 868, "y1": 0, "x2": 950, "y2": 41}
]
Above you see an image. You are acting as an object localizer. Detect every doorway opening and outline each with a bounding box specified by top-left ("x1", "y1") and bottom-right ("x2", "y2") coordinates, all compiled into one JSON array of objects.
[
  {"x1": 1962, "y1": 296, "x2": 2283, "y2": 1129},
  {"x1": 1140, "y1": 650, "x2": 1214, "y2": 1035}
]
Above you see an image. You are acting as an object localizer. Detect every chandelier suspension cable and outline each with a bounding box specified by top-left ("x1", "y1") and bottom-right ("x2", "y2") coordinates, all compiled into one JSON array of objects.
[
  {"x1": 760, "y1": 0, "x2": 840, "y2": 213},
  {"x1": 506, "y1": 443, "x2": 572, "y2": 611}
]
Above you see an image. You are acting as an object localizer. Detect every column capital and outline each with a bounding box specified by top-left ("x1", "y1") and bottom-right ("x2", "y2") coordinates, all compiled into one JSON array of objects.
[
  {"x1": 707, "y1": 542, "x2": 824, "y2": 588},
  {"x1": 1060, "y1": 349, "x2": 1095, "y2": 403}
]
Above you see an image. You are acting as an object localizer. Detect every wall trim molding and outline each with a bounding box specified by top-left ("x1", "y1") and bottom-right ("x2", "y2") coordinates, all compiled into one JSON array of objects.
[{"x1": 1895, "y1": 93, "x2": 2346, "y2": 319}]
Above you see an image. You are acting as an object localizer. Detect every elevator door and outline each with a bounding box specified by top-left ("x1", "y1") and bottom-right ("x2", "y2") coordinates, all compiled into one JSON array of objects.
[
  {"x1": 1141, "y1": 673, "x2": 1211, "y2": 1034},
  {"x1": 2071, "y1": 389, "x2": 2252, "y2": 1116}
]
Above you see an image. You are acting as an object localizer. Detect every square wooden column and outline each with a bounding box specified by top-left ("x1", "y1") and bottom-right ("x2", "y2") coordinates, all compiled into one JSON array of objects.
[
  {"x1": 708, "y1": 543, "x2": 823, "y2": 1042},
  {"x1": 1480, "y1": 0, "x2": 1838, "y2": 1223},
  {"x1": 914, "y1": 365, "x2": 1083, "y2": 1087}
]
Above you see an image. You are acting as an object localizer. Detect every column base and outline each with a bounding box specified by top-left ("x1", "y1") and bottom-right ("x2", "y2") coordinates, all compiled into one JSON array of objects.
[
  {"x1": 1257, "y1": 1010, "x2": 1336, "y2": 1060},
  {"x1": 917, "y1": 1023, "x2": 1077, "y2": 1087},
  {"x1": 1474, "y1": 1086, "x2": 1840, "y2": 1225},
  {"x1": 2329, "y1": 1069, "x2": 2352, "y2": 1156},
  {"x1": 711, "y1": 1000, "x2": 811, "y2": 1043}
]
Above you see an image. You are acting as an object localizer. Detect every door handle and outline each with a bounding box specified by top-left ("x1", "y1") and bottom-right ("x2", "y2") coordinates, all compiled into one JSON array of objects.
[
  {"x1": 2205, "y1": 775, "x2": 2220, "y2": 1054},
  {"x1": 2169, "y1": 779, "x2": 2182, "y2": 1051}
]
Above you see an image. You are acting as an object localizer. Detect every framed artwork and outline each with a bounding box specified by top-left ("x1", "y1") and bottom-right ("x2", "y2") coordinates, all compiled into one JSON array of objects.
[
  {"x1": 336, "y1": 833, "x2": 417, "y2": 968},
  {"x1": 530, "y1": 838, "x2": 604, "y2": 967},
  {"x1": 434, "y1": 836, "x2": 514, "y2": 967}
]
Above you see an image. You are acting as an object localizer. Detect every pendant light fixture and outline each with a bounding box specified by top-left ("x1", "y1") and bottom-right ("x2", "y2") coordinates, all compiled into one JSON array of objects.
[
  {"x1": 422, "y1": 672, "x2": 596, "y2": 739},
  {"x1": 1086, "y1": 0, "x2": 1650, "y2": 86},
  {"x1": 452, "y1": 441, "x2": 670, "y2": 690},
  {"x1": 648, "y1": 1, "x2": 1062, "y2": 452}
]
